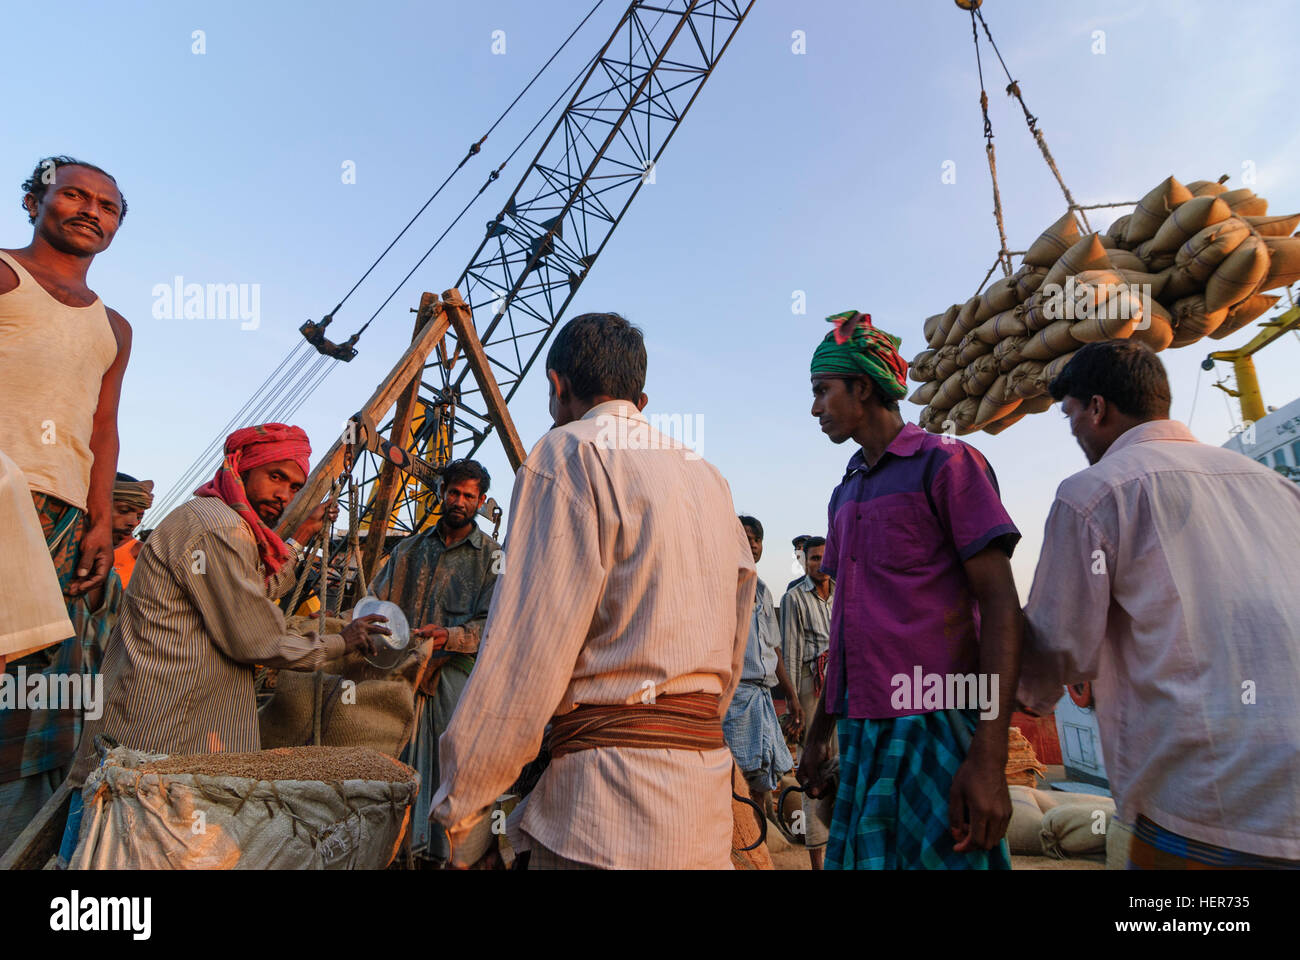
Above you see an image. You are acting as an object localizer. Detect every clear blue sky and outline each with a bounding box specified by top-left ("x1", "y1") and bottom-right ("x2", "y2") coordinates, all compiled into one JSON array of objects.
[{"x1": 5, "y1": 0, "x2": 1299, "y2": 594}]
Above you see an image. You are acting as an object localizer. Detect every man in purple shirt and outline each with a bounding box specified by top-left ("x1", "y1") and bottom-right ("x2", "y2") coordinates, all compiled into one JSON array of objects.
[{"x1": 796, "y1": 310, "x2": 1023, "y2": 869}]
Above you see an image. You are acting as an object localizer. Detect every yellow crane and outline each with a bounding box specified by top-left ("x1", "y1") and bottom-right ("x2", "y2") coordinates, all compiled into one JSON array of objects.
[{"x1": 1202, "y1": 303, "x2": 1300, "y2": 424}]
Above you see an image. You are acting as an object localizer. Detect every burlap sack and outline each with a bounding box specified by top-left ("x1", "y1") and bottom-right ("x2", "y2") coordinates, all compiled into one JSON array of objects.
[
  {"x1": 956, "y1": 332, "x2": 995, "y2": 367},
  {"x1": 1009, "y1": 360, "x2": 1048, "y2": 398},
  {"x1": 1173, "y1": 217, "x2": 1249, "y2": 282},
  {"x1": 1245, "y1": 212, "x2": 1300, "y2": 237},
  {"x1": 70, "y1": 745, "x2": 418, "y2": 870},
  {"x1": 982, "y1": 410, "x2": 1028, "y2": 435},
  {"x1": 1023, "y1": 289, "x2": 1054, "y2": 332},
  {"x1": 1210, "y1": 293, "x2": 1281, "y2": 340},
  {"x1": 1024, "y1": 212, "x2": 1084, "y2": 267},
  {"x1": 1021, "y1": 319, "x2": 1083, "y2": 361},
  {"x1": 949, "y1": 396, "x2": 980, "y2": 430},
  {"x1": 909, "y1": 379, "x2": 941, "y2": 405},
  {"x1": 918, "y1": 404, "x2": 950, "y2": 433},
  {"x1": 1171, "y1": 294, "x2": 1229, "y2": 346},
  {"x1": 931, "y1": 368, "x2": 969, "y2": 410},
  {"x1": 1018, "y1": 393, "x2": 1056, "y2": 414},
  {"x1": 1205, "y1": 234, "x2": 1269, "y2": 311},
  {"x1": 1261, "y1": 235, "x2": 1300, "y2": 291},
  {"x1": 995, "y1": 334, "x2": 1029, "y2": 372},
  {"x1": 1185, "y1": 179, "x2": 1228, "y2": 197},
  {"x1": 909, "y1": 348, "x2": 938, "y2": 382},
  {"x1": 1124, "y1": 176, "x2": 1194, "y2": 246},
  {"x1": 1043, "y1": 234, "x2": 1113, "y2": 291},
  {"x1": 1130, "y1": 299, "x2": 1175, "y2": 351},
  {"x1": 1007, "y1": 785, "x2": 1046, "y2": 855},
  {"x1": 973, "y1": 394, "x2": 1020, "y2": 431},
  {"x1": 933, "y1": 344, "x2": 962, "y2": 380},
  {"x1": 1039, "y1": 350, "x2": 1078, "y2": 388},
  {"x1": 922, "y1": 311, "x2": 945, "y2": 345},
  {"x1": 974, "y1": 306, "x2": 1028, "y2": 344},
  {"x1": 1145, "y1": 250, "x2": 1176, "y2": 272},
  {"x1": 1220, "y1": 188, "x2": 1267, "y2": 216},
  {"x1": 1039, "y1": 798, "x2": 1116, "y2": 859},
  {"x1": 1071, "y1": 304, "x2": 1139, "y2": 343},
  {"x1": 975, "y1": 276, "x2": 1020, "y2": 324},
  {"x1": 1142, "y1": 196, "x2": 1232, "y2": 258},
  {"x1": 985, "y1": 372, "x2": 1016, "y2": 405},
  {"x1": 962, "y1": 353, "x2": 1001, "y2": 396},
  {"x1": 945, "y1": 295, "x2": 984, "y2": 347},
  {"x1": 1104, "y1": 248, "x2": 1146, "y2": 272},
  {"x1": 1014, "y1": 265, "x2": 1049, "y2": 300},
  {"x1": 1106, "y1": 213, "x2": 1131, "y2": 245},
  {"x1": 1118, "y1": 268, "x2": 1168, "y2": 301},
  {"x1": 929, "y1": 303, "x2": 962, "y2": 349}
]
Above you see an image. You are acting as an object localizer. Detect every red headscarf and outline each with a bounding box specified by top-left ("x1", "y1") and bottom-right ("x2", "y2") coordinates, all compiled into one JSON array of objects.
[{"x1": 194, "y1": 423, "x2": 312, "y2": 578}]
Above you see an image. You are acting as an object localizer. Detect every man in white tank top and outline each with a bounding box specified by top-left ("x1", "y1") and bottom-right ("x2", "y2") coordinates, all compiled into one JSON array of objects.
[{"x1": 0, "y1": 157, "x2": 132, "y2": 853}]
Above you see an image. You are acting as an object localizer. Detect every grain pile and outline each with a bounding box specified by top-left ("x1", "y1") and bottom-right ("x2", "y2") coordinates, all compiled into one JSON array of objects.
[
  {"x1": 909, "y1": 176, "x2": 1300, "y2": 435},
  {"x1": 138, "y1": 746, "x2": 416, "y2": 783}
]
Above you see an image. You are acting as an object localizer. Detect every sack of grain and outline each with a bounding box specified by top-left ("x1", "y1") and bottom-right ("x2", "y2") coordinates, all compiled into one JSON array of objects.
[
  {"x1": 909, "y1": 380, "x2": 941, "y2": 405},
  {"x1": 909, "y1": 348, "x2": 938, "y2": 382},
  {"x1": 1118, "y1": 268, "x2": 1169, "y2": 301},
  {"x1": 1023, "y1": 289, "x2": 1054, "y2": 332},
  {"x1": 975, "y1": 275, "x2": 1020, "y2": 323},
  {"x1": 1124, "y1": 176, "x2": 1194, "y2": 246},
  {"x1": 1104, "y1": 248, "x2": 1147, "y2": 272},
  {"x1": 1070, "y1": 300, "x2": 1140, "y2": 342},
  {"x1": 1019, "y1": 393, "x2": 1056, "y2": 414},
  {"x1": 1129, "y1": 298, "x2": 1175, "y2": 351},
  {"x1": 1039, "y1": 350, "x2": 1078, "y2": 388},
  {"x1": 974, "y1": 307, "x2": 1028, "y2": 344},
  {"x1": 1144, "y1": 250, "x2": 1176, "y2": 271},
  {"x1": 1171, "y1": 294, "x2": 1230, "y2": 346},
  {"x1": 1210, "y1": 293, "x2": 1281, "y2": 340},
  {"x1": 949, "y1": 396, "x2": 980, "y2": 431},
  {"x1": 1220, "y1": 188, "x2": 1267, "y2": 216},
  {"x1": 1021, "y1": 318, "x2": 1083, "y2": 360},
  {"x1": 973, "y1": 394, "x2": 1021, "y2": 430},
  {"x1": 918, "y1": 404, "x2": 948, "y2": 433},
  {"x1": 1009, "y1": 360, "x2": 1048, "y2": 398},
  {"x1": 944, "y1": 295, "x2": 984, "y2": 347},
  {"x1": 1142, "y1": 196, "x2": 1233, "y2": 258},
  {"x1": 982, "y1": 410, "x2": 1028, "y2": 435},
  {"x1": 1024, "y1": 212, "x2": 1085, "y2": 267},
  {"x1": 957, "y1": 332, "x2": 995, "y2": 366},
  {"x1": 929, "y1": 303, "x2": 962, "y2": 349},
  {"x1": 922, "y1": 311, "x2": 945, "y2": 345},
  {"x1": 1039, "y1": 799, "x2": 1116, "y2": 859},
  {"x1": 1043, "y1": 234, "x2": 1113, "y2": 291},
  {"x1": 995, "y1": 334, "x2": 1030, "y2": 372},
  {"x1": 1205, "y1": 234, "x2": 1270, "y2": 311},
  {"x1": 1245, "y1": 212, "x2": 1300, "y2": 237},
  {"x1": 1260, "y1": 235, "x2": 1300, "y2": 291},
  {"x1": 931, "y1": 368, "x2": 969, "y2": 410},
  {"x1": 1007, "y1": 785, "x2": 1046, "y2": 855},
  {"x1": 69, "y1": 744, "x2": 418, "y2": 869},
  {"x1": 963, "y1": 353, "x2": 1002, "y2": 396},
  {"x1": 933, "y1": 344, "x2": 962, "y2": 381},
  {"x1": 1185, "y1": 179, "x2": 1228, "y2": 197},
  {"x1": 1173, "y1": 217, "x2": 1249, "y2": 284},
  {"x1": 984, "y1": 372, "x2": 1016, "y2": 405},
  {"x1": 1014, "y1": 265, "x2": 1049, "y2": 300}
]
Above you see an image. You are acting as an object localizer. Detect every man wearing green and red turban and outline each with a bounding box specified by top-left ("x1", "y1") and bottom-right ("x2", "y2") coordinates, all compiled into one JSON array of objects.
[{"x1": 798, "y1": 311, "x2": 1024, "y2": 872}]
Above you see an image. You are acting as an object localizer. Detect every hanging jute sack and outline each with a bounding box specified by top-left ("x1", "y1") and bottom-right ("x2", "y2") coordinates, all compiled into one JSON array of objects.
[
  {"x1": 922, "y1": 311, "x2": 945, "y2": 345},
  {"x1": 975, "y1": 275, "x2": 1020, "y2": 323},
  {"x1": 963, "y1": 353, "x2": 1002, "y2": 396},
  {"x1": 931, "y1": 368, "x2": 969, "y2": 410},
  {"x1": 956, "y1": 331, "x2": 994, "y2": 367},
  {"x1": 1009, "y1": 360, "x2": 1048, "y2": 398},
  {"x1": 1021, "y1": 319, "x2": 1083, "y2": 361},
  {"x1": 1173, "y1": 217, "x2": 1250, "y2": 285},
  {"x1": 984, "y1": 372, "x2": 1017, "y2": 405},
  {"x1": 1023, "y1": 289, "x2": 1055, "y2": 332},
  {"x1": 1205, "y1": 234, "x2": 1270, "y2": 312},
  {"x1": 1069, "y1": 292, "x2": 1142, "y2": 344},
  {"x1": 1220, "y1": 188, "x2": 1268, "y2": 216},
  {"x1": 69, "y1": 744, "x2": 418, "y2": 870},
  {"x1": 1140, "y1": 196, "x2": 1233, "y2": 258},
  {"x1": 1124, "y1": 176, "x2": 1194, "y2": 246},
  {"x1": 945, "y1": 295, "x2": 984, "y2": 347},
  {"x1": 1106, "y1": 214, "x2": 1131, "y2": 245},
  {"x1": 918, "y1": 404, "x2": 949, "y2": 433},
  {"x1": 949, "y1": 396, "x2": 981, "y2": 431},
  {"x1": 1211, "y1": 293, "x2": 1281, "y2": 340},
  {"x1": 1130, "y1": 299, "x2": 1175, "y2": 351},
  {"x1": 933, "y1": 344, "x2": 963, "y2": 380},
  {"x1": 1013, "y1": 264, "x2": 1049, "y2": 299},
  {"x1": 995, "y1": 334, "x2": 1030, "y2": 372},
  {"x1": 1171, "y1": 294, "x2": 1230, "y2": 346},
  {"x1": 909, "y1": 379, "x2": 941, "y2": 405},
  {"x1": 982, "y1": 409, "x2": 1028, "y2": 435},
  {"x1": 973, "y1": 394, "x2": 1021, "y2": 431},
  {"x1": 1118, "y1": 268, "x2": 1169, "y2": 301},
  {"x1": 1104, "y1": 248, "x2": 1146, "y2": 272},
  {"x1": 1260, "y1": 235, "x2": 1300, "y2": 290},
  {"x1": 1019, "y1": 393, "x2": 1056, "y2": 414},
  {"x1": 1185, "y1": 179, "x2": 1228, "y2": 197},
  {"x1": 974, "y1": 306, "x2": 1029, "y2": 344},
  {"x1": 909, "y1": 349, "x2": 938, "y2": 382},
  {"x1": 929, "y1": 303, "x2": 962, "y2": 349},
  {"x1": 1245, "y1": 213, "x2": 1300, "y2": 237},
  {"x1": 1037, "y1": 351, "x2": 1078, "y2": 391},
  {"x1": 1024, "y1": 212, "x2": 1085, "y2": 267},
  {"x1": 1043, "y1": 234, "x2": 1113, "y2": 291}
]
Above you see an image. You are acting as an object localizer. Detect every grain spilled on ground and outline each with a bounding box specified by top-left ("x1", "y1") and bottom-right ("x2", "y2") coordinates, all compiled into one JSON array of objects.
[{"x1": 137, "y1": 746, "x2": 416, "y2": 782}]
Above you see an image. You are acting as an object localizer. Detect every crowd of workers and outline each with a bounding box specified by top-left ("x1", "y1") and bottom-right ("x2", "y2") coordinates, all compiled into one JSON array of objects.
[{"x1": 2, "y1": 155, "x2": 1299, "y2": 871}]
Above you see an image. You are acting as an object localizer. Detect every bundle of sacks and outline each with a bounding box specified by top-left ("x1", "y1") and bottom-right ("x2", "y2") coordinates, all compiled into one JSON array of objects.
[{"x1": 909, "y1": 176, "x2": 1300, "y2": 435}]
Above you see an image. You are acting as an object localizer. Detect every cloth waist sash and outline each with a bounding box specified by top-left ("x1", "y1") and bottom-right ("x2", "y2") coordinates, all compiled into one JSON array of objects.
[{"x1": 546, "y1": 692, "x2": 725, "y2": 759}]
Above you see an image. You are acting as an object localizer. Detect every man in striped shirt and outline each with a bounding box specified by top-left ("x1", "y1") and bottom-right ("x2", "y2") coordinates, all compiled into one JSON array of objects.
[{"x1": 431, "y1": 313, "x2": 756, "y2": 869}]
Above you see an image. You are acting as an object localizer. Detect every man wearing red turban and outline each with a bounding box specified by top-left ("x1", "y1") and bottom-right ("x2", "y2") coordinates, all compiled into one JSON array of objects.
[{"x1": 66, "y1": 423, "x2": 389, "y2": 817}]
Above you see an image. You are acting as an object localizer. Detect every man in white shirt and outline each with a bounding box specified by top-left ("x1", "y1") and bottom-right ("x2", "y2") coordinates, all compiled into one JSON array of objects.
[{"x1": 1019, "y1": 339, "x2": 1300, "y2": 868}]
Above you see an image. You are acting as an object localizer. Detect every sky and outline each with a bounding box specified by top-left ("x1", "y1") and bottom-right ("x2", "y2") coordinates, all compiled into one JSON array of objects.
[{"x1": 4, "y1": 0, "x2": 1299, "y2": 595}]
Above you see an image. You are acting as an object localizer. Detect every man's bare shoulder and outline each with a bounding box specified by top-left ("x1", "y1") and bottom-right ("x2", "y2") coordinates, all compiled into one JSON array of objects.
[
  {"x1": 105, "y1": 306, "x2": 132, "y2": 352},
  {"x1": 0, "y1": 250, "x2": 20, "y2": 293}
]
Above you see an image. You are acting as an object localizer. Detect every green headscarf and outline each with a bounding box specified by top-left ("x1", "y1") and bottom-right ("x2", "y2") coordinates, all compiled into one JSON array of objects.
[{"x1": 810, "y1": 311, "x2": 909, "y2": 400}]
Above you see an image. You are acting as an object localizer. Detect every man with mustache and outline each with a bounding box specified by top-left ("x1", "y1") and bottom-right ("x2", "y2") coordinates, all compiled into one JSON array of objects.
[
  {"x1": 0, "y1": 157, "x2": 133, "y2": 852},
  {"x1": 368, "y1": 458, "x2": 501, "y2": 868}
]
